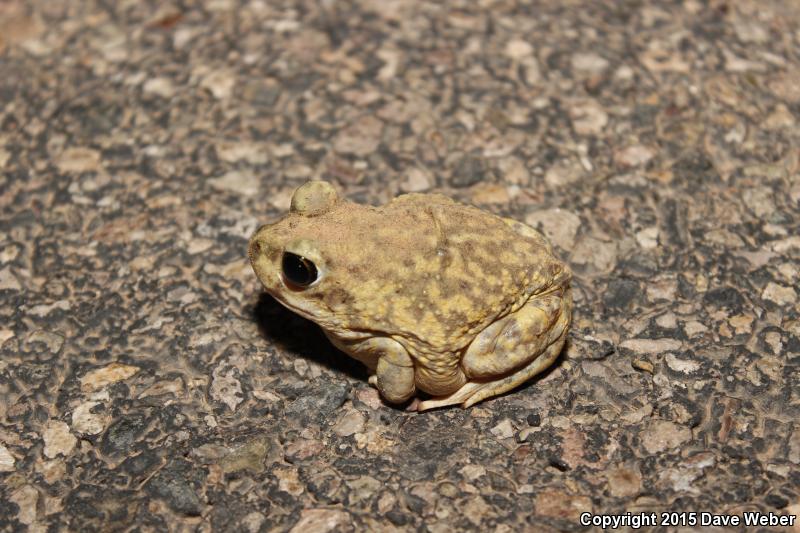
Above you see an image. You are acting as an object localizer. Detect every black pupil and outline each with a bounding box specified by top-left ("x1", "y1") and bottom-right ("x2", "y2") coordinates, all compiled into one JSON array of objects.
[{"x1": 282, "y1": 252, "x2": 318, "y2": 286}]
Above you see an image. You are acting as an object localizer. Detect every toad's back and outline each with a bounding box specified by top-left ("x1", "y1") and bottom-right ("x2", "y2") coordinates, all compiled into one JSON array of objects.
[{"x1": 309, "y1": 192, "x2": 571, "y2": 352}]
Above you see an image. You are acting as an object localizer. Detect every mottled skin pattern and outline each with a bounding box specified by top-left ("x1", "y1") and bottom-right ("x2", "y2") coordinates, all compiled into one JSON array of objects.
[{"x1": 249, "y1": 181, "x2": 572, "y2": 410}]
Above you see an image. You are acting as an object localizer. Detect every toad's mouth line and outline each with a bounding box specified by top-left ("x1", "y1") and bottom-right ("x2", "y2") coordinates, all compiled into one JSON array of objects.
[
  {"x1": 266, "y1": 288, "x2": 317, "y2": 322},
  {"x1": 263, "y1": 288, "x2": 394, "y2": 339}
]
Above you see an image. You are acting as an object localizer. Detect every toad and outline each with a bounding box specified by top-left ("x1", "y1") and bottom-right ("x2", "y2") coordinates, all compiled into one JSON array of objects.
[{"x1": 249, "y1": 181, "x2": 572, "y2": 410}]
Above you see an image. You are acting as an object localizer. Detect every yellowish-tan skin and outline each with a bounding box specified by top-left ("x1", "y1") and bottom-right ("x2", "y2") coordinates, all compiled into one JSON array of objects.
[{"x1": 249, "y1": 181, "x2": 572, "y2": 411}]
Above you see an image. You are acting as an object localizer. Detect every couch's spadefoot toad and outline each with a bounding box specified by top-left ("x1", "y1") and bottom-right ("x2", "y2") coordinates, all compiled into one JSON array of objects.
[{"x1": 249, "y1": 181, "x2": 572, "y2": 410}]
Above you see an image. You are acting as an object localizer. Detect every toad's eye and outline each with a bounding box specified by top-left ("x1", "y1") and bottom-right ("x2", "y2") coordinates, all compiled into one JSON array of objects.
[{"x1": 282, "y1": 252, "x2": 318, "y2": 287}]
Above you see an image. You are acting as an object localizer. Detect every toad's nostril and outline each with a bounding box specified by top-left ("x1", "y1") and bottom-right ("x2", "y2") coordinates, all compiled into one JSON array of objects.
[{"x1": 248, "y1": 240, "x2": 263, "y2": 261}]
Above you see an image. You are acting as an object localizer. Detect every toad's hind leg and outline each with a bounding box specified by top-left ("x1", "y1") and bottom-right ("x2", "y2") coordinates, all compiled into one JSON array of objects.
[
  {"x1": 461, "y1": 291, "x2": 566, "y2": 378},
  {"x1": 417, "y1": 327, "x2": 568, "y2": 411},
  {"x1": 417, "y1": 287, "x2": 572, "y2": 411},
  {"x1": 463, "y1": 330, "x2": 566, "y2": 408}
]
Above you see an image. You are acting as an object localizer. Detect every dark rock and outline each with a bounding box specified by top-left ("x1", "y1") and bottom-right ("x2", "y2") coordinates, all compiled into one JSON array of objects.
[
  {"x1": 101, "y1": 413, "x2": 150, "y2": 456},
  {"x1": 118, "y1": 450, "x2": 162, "y2": 479},
  {"x1": 764, "y1": 493, "x2": 788, "y2": 509},
  {"x1": 148, "y1": 478, "x2": 201, "y2": 516},
  {"x1": 403, "y1": 492, "x2": 427, "y2": 515},
  {"x1": 603, "y1": 279, "x2": 640, "y2": 309},
  {"x1": 386, "y1": 509, "x2": 409, "y2": 526},
  {"x1": 145, "y1": 470, "x2": 203, "y2": 517},
  {"x1": 703, "y1": 286, "x2": 745, "y2": 313},
  {"x1": 450, "y1": 154, "x2": 487, "y2": 188},
  {"x1": 285, "y1": 381, "x2": 350, "y2": 418}
]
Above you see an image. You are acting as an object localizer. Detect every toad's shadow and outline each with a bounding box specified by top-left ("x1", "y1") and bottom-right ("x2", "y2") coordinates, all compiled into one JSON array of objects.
[{"x1": 252, "y1": 292, "x2": 367, "y2": 382}]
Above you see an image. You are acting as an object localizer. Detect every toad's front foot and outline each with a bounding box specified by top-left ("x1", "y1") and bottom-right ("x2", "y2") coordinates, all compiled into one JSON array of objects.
[
  {"x1": 369, "y1": 375, "x2": 420, "y2": 410},
  {"x1": 370, "y1": 353, "x2": 416, "y2": 404}
]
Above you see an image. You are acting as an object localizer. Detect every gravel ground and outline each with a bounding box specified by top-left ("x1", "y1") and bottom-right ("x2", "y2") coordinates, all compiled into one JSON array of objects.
[{"x1": 1, "y1": 1, "x2": 799, "y2": 531}]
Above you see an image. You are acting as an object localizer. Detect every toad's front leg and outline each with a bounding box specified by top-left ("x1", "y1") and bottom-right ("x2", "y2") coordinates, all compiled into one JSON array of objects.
[
  {"x1": 326, "y1": 332, "x2": 416, "y2": 404},
  {"x1": 372, "y1": 344, "x2": 416, "y2": 404}
]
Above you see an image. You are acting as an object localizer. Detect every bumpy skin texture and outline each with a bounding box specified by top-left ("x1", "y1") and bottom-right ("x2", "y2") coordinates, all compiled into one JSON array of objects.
[{"x1": 249, "y1": 181, "x2": 572, "y2": 410}]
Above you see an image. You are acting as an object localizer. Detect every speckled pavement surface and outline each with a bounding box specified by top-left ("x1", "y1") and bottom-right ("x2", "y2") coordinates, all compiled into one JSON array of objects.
[{"x1": 1, "y1": 1, "x2": 799, "y2": 531}]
